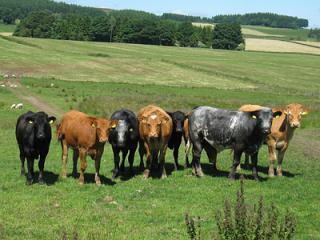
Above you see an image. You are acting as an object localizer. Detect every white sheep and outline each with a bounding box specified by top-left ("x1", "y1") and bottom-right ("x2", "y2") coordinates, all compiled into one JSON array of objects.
[
  {"x1": 10, "y1": 104, "x2": 16, "y2": 109},
  {"x1": 15, "y1": 103, "x2": 23, "y2": 109}
]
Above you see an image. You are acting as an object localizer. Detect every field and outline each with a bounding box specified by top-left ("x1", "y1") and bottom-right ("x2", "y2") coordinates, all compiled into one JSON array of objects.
[{"x1": 0, "y1": 35, "x2": 320, "y2": 239}]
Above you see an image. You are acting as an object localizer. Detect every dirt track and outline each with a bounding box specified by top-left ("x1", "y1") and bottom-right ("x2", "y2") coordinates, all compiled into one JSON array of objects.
[{"x1": 3, "y1": 74, "x2": 63, "y2": 117}]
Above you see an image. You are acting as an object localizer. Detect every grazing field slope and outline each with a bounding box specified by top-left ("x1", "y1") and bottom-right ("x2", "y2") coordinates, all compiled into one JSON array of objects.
[{"x1": 0, "y1": 36, "x2": 320, "y2": 239}]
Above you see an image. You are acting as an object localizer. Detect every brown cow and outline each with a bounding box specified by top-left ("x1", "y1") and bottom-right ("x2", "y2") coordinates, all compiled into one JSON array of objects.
[
  {"x1": 266, "y1": 103, "x2": 308, "y2": 177},
  {"x1": 57, "y1": 110, "x2": 118, "y2": 185},
  {"x1": 138, "y1": 105, "x2": 173, "y2": 179}
]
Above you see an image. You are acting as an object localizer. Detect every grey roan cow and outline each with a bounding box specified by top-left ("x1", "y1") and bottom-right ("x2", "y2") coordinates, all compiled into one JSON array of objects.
[
  {"x1": 188, "y1": 105, "x2": 281, "y2": 180},
  {"x1": 16, "y1": 111, "x2": 56, "y2": 185},
  {"x1": 109, "y1": 109, "x2": 139, "y2": 178}
]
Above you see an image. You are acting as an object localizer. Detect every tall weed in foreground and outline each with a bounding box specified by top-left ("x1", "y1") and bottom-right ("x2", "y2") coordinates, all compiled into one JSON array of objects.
[{"x1": 185, "y1": 178, "x2": 297, "y2": 240}]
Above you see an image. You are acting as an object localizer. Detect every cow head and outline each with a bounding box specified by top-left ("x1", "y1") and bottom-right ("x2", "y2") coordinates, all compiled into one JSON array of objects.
[
  {"x1": 91, "y1": 118, "x2": 118, "y2": 143},
  {"x1": 166, "y1": 111, "x2": 186, "y2": 134},
  {"x1": 240, "y1": 105, "x2": 282, "y2": 136},
  {"x1": 141, "y1": 112, "x2": 169, "y2": 139},
  {"x1": 26, "y1": 112, "x2": 56, "y2": 141},
  {"x1": 284, "y1": 103, "x2": 308, "y2": 129},
  {"x1": 110, "y1": 119, "x2": 135, "y2": 148}
]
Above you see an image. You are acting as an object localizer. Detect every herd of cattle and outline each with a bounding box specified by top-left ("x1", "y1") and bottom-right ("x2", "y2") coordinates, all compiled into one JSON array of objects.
[{"x1": 15, "y1": 103, "x2": 308, "y2": 185}]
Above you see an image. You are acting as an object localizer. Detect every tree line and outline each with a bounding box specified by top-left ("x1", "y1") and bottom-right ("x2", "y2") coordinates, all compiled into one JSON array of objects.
[
  {"x1": 212, "y1": 13, "x2": 308, "y2": 29},
  {"x1": 13, "y1": 9, "x2": 244, "y2": 50},
  {"x1": 0, "y1": 0, "x2": 104, "y2": 24}
]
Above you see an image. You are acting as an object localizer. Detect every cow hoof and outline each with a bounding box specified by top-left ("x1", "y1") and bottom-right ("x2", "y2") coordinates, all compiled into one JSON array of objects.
[
  {"x1": 72, "y1": 171, "x2": 78, "y2": 178},
  {"x1": 79, "y1": 181, "x2": 84, "y2": 185},
  {"x1": 143, "y1": 170, "x2": 150, "y2": 179},
  {"x1": 112, "y1": 172, "x2": 119, "y2": 179},
  {"x1": 161, "y1": 174, "x2": 167, "y2": 179},
  {"x1": 26, "y1": 179, "x2": 33, "y2": 185},
  {"x1": 277, "y1": 170, "x2": 283, "y2": 177},
  {"x1": 236, "y1": 165, "x2": 241, "y2": 172},
  {"x1": 20, "y1": 170, "x2": 25, "y2": 176},
  {"x1": 197, "y1": 169, "x2": 204, "y2": 177},
  {"x1": 96, "y1": 181, "x2": 101, "y2": 186},
  {"x1": 38, "y1": 178, "x2": 45, "y2": 185},
  {"x1": 61, "y1": 174, "x2": 67, "y2": 179},
  {"x1": 228, "y1": 174, "x2": 236, "y2": 180}
]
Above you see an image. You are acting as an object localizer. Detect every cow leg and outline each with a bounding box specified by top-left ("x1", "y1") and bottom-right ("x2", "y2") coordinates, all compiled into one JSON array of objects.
[
  {"x1": 61, "y1": 140, "x2": 68, "y2": 179},
  {"x1": 267, "y1": 141, "x2": 277, "y2": 177},
  {"x1": 94, "y1": 151, "x2": 103, "y2": 186},
  {"x1": 19, "y1": 145, "x2": 26, "y2": 176},
  {"x1": 112, "y1": 147, "x2": 121, "y2": 179},
  {"x1": 72, "y1": 149, "x2": 79, "y2": 178},
  {"x1": 173, "y1": 145, "x2": 179, "y2": 171},
  {"x1": 38, "y1": 152, "x2": 47, "y2": 184},
  {"x1": 138, "y1": 140, "x2": 145, "y2": 170},
  {"x1": 244, "y1": 153, "x2": 250, "y2": 167},
  {"x1": 205, "y1": 146, "x2": 217, "y2": 172},
  {"x1": 120, "y1": 149, "x2": 128, "y2": 172},
  {"x1": 143, "y1": 142, "x2": 151, "y2": 179},
  {"x1": 128, "y1": 144, "x2": 137, "y2": 175},
  {"x1": 192, "y1": 142, "x2": 203, "y2": 177},
  {"x1": 251, "y1": 153, "x2": 259, "y2": 181},
  {"x1": 159, "y1": 145, "x2": 168, "y2": 179},
  {"x1": 79, "y1": 149, "x2": 87, "y2": 185},
  {"x1": 229, "y1": 151, "x2": 242, "y2": 180},
  {"x1": 184, "y1": 139, "x2": 191, "y2": 168},
  {"x1": 277, "y1": 150, "x2": 286, "y2": 177},
  {"x1": 26, "y1": 157, "x2": 34, "y2": 185}
]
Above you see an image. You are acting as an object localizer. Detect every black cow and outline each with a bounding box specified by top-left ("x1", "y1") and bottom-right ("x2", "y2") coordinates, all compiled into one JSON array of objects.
[
  {"x1": 109, "y1": 109, "x2": 139, "y2": 178},
  {"x1": 167, "y1": 111, "x2": 187, "y2": 170},
  {"x1": 188, "y1": 105, "x2": 281, "y2": 180},
  {"x1": 16, "y1": 111, "x2": 56, "y2": 185}
]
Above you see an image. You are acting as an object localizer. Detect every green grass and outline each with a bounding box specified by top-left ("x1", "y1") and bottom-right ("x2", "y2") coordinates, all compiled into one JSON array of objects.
[
  {"x1": 0, "y1": 23, "x2": 16, "y2": 33},
  {"x1": 0, "y1": 37, "x2": 320, "y2": 239}
]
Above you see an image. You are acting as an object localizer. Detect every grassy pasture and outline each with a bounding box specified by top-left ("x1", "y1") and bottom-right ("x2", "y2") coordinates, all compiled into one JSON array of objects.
[
  {"x1": 0, "y1": 23, "x2": 16, "y2": 33},
  {"x1": 0, "y1": 36, "x2": 320, "y2": 239}
]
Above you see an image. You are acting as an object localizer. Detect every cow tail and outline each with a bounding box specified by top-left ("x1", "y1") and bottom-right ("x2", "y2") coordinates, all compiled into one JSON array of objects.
[{"x1": 56, "y1": 123, "x2": 64, "y2": 141}]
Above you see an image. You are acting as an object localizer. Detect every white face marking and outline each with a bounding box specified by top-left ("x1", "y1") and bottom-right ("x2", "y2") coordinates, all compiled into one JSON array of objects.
[{"x1": 151, "y1": 114, "x2": 157, "y2": 120}]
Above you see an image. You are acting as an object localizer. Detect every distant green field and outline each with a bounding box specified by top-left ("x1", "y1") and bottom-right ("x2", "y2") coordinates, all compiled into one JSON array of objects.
[
  {"x1": 0, "y1": 23, "x2": 16, "y2": 33},
  {"x1": 243, "y1": 25, "x2": 311, "y2": 41},
  {"x1": 0, "y1": 36, "x2": 320, "y2": 239}
]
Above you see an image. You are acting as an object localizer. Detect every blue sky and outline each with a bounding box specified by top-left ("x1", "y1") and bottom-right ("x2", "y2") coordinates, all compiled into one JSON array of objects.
[{"x1": 58, "y1": 0, "x2": 319, "y2": 27}]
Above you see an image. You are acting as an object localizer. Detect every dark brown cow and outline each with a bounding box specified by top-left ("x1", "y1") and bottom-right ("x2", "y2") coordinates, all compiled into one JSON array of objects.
[
  {"x1": 138, "y1": 105, "x2": 173, "y2": 179},
  {"x1": 57, "y1": 110, "x2": 118, "y2": 185},
  {"x1": 266, "y1": 103, "x2": 308, "y2": 177}
]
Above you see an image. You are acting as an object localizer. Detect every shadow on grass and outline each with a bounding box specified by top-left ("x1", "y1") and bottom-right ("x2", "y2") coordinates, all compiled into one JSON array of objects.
[
  {"x1": 33, "y1": 171, "x2": 59, "y2": 185},
  {"x1": 240, "y1": 164, "x2": 301, "y2": 178},
  {"x1": 201, "y1": 163, "x2": 269, "y2": 182},
  {"x1": 66, "y1": 172, "x2": 116, "y2": 185}
]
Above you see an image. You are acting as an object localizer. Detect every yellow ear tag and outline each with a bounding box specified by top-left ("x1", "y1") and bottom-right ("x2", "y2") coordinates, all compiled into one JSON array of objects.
[
  {"x1": 252, "y1": 115, "x2": 257, "y2": 119},
  {"x1": 28, "y1": 120, "x2": 33, "y2": 124},
  {"x1": 49, "y1": 120, "x2": 54, "y2": 124},
  {"x1": 111, "y1": 124, "x2": 117, "y2": 129},
  {"x1": 91, "y1": 123, "x2": 96, "y2": 128},
  {"x1": 275, "y1": 115, "x2": 280, "y2": 119}
]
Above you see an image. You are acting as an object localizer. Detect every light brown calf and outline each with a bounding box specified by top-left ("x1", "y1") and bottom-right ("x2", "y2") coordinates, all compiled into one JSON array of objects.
[
  {"x1": 266, "y1": 103, "x2": 308, "y2": 177},
  {"x1": 57, "y1": 110, "x2": 118, "y2": 185},
  {"x1": 138, "y1": 105, "x2": 173, "y2": 179}
]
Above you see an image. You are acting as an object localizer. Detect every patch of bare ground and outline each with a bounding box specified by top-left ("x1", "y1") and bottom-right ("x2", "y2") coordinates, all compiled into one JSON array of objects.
[{"x1": 3, "y1": 73, "x2": 63, "y2": 117}]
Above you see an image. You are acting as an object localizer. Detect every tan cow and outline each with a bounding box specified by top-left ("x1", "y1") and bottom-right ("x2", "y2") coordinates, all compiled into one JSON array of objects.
[
  {"x1": 266, "y1": 103, "x2": 308, "y2": 177},
  {"x1": 57, "y1": 110, "x2": 118, "y2": 185},
  {"x1": 138, "y1": 105, "x2": 173, "y2": 179}
]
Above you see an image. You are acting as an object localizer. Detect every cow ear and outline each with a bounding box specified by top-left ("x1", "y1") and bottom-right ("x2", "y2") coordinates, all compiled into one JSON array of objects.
[
  {"x1": 110, "y1": 120, "x2": 118, "y2": 129},
  {"x1": 90, "y1": 119, "x2": 97, "y2": 128},
  {"x1": 166, "y1": 111, "x2": 173, "y2": 118},
  {"x1": 162, "y1": 115, "x2": 170, "y2": 124},
  {"x1": 48, "y1": 116, "x2": 56, "y2": 125},
  {"x1": 273, "y1": 111, "x2": 282, "y2": 119}
]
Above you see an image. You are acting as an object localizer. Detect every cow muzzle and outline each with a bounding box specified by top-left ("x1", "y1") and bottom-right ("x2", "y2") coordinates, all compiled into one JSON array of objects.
[{"x1": 290, "y1": 122, "x2": 300, "y2": 128}]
